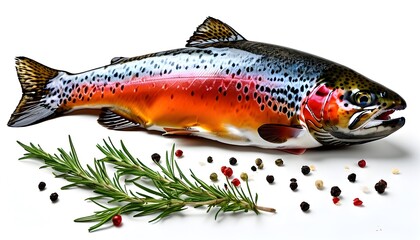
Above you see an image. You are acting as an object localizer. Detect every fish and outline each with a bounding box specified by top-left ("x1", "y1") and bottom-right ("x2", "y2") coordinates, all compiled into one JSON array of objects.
[{"x1": 8, "y1": 17, "x2": 406, "y2": 154}]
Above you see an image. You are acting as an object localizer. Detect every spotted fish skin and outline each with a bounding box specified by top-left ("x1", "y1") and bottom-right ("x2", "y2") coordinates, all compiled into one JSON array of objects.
[{"x1": 8, "y1": 17, "x2": 406, "y2": 153}]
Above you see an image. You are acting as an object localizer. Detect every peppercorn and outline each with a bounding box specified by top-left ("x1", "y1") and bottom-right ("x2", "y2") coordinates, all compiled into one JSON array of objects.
[
  {"x1": 231, "y1": 178, "x2": 240, "y2": 187},
  {"x1": 353, "y1": 198, "x2": 363, "y2": 206},
  {"x1": 374, "y1": 179, "x2": 387, "y2": 194},
  {"x1": 210, "y1": 172, "x2": 218, "y2": 182},
  {"x1": 290, "y1": 178, "x2": 297, "y2": 182},
  {"x1": 257, "y1": 163, "x2": 264, "y2": 169},
  {"x1": 347, "y1": 173, "x2": 356, "y2": 182},
  {"x1": 315, "y1": 180, "x2": 324, "y2": 190},
  {"x1": 330, "y1": 186, "x2": 341, "y2": 197},
  {"x1": 151, "y1": 153, "x2": 161, "y2": 163},
  {"x1": 175, "y1": 149, "x2": 183, "y2": 157},
  {"x1": 112, "y1": 214, "x2": 122, "y2": 227},
  {"x1": 300, "y1": 201, "x2": 310, "y2": 212},
  {"x1": 290, "y1": 182, "x2": 298, "y2": 191},
  {"x1": 240, "y1": 172, "x2": 248, "y2": 181},
  {"x1": 207, "y1": 156, "x2": 213, "y2": 163},
  {"x1": 222, "y1": 167, "x2": 233, "y2": 178},
  {"x1": 229, "y1": 157, "x2": 237, "y2": 165},
  {"x1": 358, "y1": 159, "x2": 366, "y2": 168},
  {"x1": 301, "y1": 165, "x2": 310, "y2": 175},
  {"x1": 275, "y1": 158, "x2": 283, "y2": 166},
  {"x1": 332, "y1": 197, "x2": 340, "y2": 204},
  {"x1": 255, "y1": 158, "x2": 263, "y2": 166},
  {"x1": 38, "y1": 181, "x2": 46, "y2": 191},
  {"x1": 266, "y1": 175, "x2": 274, "y2": 184},
  {"x1": 50, "y1": 192, "x2": 58, "y2": 202},
  {"x1": 251, "y1": 166, "x2": 257, "y2": 171}
]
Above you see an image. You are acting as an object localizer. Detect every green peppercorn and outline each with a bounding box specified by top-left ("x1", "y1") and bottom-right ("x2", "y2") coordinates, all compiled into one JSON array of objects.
[
  {"x1": 257, "y1": 163, "x2": 264, "y2": 169},
  {"x1": 255, "y1": 158, "x2": 263, "y2": 166},
  {"x1": 229, "y1": 157, "x2": 237, "y2": 165},
  {"x1": 240, "y1": 172, "x2": 248, "y2": 181},
  {"x1": 207, "y1": 156, "x2": 213, "y2": 163},
  {"x1": 330, "y1": 186, "x2": 341, "y2": 197},
  {"x1": 348, "y1": 173, "x2": 356, "y2": 183},
  {"x1": 275, "y1": 158, "x2": 284, "y2": 166},
  {"x1": 300, "y1": 201, "x2": 310, "y2": 212},
  {"x1": 301, "y1": 165, "x2": 310, "y2": 175},
  {"x1": 210, "y1": 172, "x2": 218, "y2": 182}
]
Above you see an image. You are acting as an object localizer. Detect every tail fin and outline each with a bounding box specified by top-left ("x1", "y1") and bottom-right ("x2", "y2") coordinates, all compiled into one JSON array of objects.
[{"x1": 8, "y1": 57, "x2": 60, "y2": 127}]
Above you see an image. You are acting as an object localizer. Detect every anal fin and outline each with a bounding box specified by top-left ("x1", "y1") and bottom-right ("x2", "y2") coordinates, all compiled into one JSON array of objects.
[{"x1": 98, "y1": 108, "x2": 143, "y2": 130}]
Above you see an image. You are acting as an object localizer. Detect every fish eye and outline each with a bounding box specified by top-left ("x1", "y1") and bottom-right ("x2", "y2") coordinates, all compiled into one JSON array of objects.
[{"x1": 353, "y1": 91, "x2": 375, "y2": 107}]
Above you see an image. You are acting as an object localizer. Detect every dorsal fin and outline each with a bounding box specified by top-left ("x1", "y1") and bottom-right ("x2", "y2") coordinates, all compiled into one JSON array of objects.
[
  {"x1": 110, "y1": 57, "x2": 128, "y2": 64},
  {"x1": 186, "y1": 17, "x2": 246, "y2": 47}
]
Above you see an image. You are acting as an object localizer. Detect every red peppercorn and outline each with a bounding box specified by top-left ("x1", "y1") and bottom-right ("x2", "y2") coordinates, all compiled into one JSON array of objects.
[
  {"x1": 332, "y1": 197, "x2": 340, "y2": 204},
  {"x1": 223, "y1": 167, "x2": 233, "y2": 178},
  {"x1": 358, "y1": 159, "x2": 366, "y2": 168},
  {"x1": 231, "y1": 178, "x2": 240, "y2": 187},
  {"x1": 353, "y1": 198, "x2": 363, "y2": 206},
  {"x1": 221, "y1": 166, "x2": 227, "y2": 173},
  {"x1": 175, "y1": 149, "x2": 183, "y2": 157},
  {"x1": 112, "y1": 214, "x2": 122, "y2": 227}
]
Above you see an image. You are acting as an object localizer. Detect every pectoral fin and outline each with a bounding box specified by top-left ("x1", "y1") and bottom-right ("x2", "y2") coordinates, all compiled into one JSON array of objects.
[{"x1": 258, "y1": 124, "x2": 304, "y2": 143}]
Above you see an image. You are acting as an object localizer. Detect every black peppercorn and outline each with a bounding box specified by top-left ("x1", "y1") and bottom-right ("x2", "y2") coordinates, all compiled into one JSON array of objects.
[
  {"x1": 251, "y1": 166, "x2": 257, "y2": 171},
  {"x1": 266, "y1": 175, "x2": 274, "y2": 184},
  {"x1": 207, "y1": 156, "x2": 213, "y2": 163},
  {"x1": 50, "y1": 192, "x2": 59, "y2": 202},
  {"x1": 229, "y1": 157, "x2": 237, "y2": 165},
  {"x1": 290, "y1": 182, "x2": 298, "y2": 191},
  {"x1": 301, "y1": 165, "x2": 310, "y2": 175},
  {"x1": 348, "y1": 173, "x2": 356, "y2": 182},
  {"x1": 374, "y1": 179, "x2": 387, "y2": 194},
  {"x1": 290, "y1": 178, "x2": 297, "y2": 182},
  {"x1": 330, "y1": 186, "x2": 341, "y2": 197},
  {"x1": 151, "y1": 153, "x2": 161, "y2": 163},
  {"x1": 38, "y1": 181, "x2": 46, "y2": 191},
  {"x1": 300, "y1": 201, "x2": 310, "y2": 212}
]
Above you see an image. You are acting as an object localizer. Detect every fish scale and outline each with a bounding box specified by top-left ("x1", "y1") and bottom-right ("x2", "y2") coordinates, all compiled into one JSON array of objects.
[{"x1": 8, "y1": 17, "x2": 406, "y2": 153}]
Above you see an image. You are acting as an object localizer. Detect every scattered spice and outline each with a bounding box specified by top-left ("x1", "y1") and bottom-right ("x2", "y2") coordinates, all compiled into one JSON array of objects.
[
  {"x1": 290, "y1": 178, "x2": 297, "y2": 182},
  {"x1": 391, "y1": 168, "x2": 400, "y2": 174},
  {"x1": 358, "y1": 159, "x2": 366, "y2": 168},
  {"x1": 231, "y1": 178, "x2": 240, "y2": 187},
  {"x1": 275, "y1": 158, "x2": 283, "y2": 166},
  {"x1": 240, "y1": 172, "x2": 248, "y2": 181},
  {"x1": 50, "y1": 192, "x2": 59, "y2": 202},
  {"x1": 207, "y1": 156, "x2": 213, "y2": 163},
  {"x1": 229, "y1": 157, "x2": 237, "y2": 165},
  {"x1": 266, "y1": 175, "x2": 274, "y2": 184},
  {"x1": 255, "y1": 158, "x2": 263, "y2": 166},
  {"x1": 221, "y1": 166, "x2": 233, "y2": 178},
  {"x1": 38, "y1": 181, "x2": 46, "y2": 191},
  {"x1": 210, "y1": 172, "x2": 218, "y2": 182},
  {"x1": 362, "y1": 186, "x2": 370, "y2": 194},
  {"x1": 330, "y1": 186, "x2": 341, "y2": 197},
  {"x1": 374, "y1": 179, "x2": 387, "y2": 194},
  {"x1": 290, "y1": 182, "x2": 298, "y2": 191},
  {"x1": 353, "y1": 198, "x2": 363, "y2": 206},
  {"x1": 315, "y1": 180, "x2": 324, "y2": 190},
  {"x1": 175, "y1": 149, "x2": 183, "y2": 158},
  {"x1": 332, "y1": 197, "x2": 340, "y2": 204},
  {"x1": 223, "y1": 183, "x2": 228, "y2": 190},
  {"x1": 151, "y1": 153, "x2": 161, "y2": 163},
  {"x1": 300, "y1": 201, "x2": 310, "y2": 212},
  {"x1": 112, "y1": 214, "x2": 122, "y2": 227},
  {"x1": 251, "y1": 166, "x2": 257, "y2": 171},
  {"x1": 309, "y1": 165, "x2": 316, "y2": 171},
  {"x1": 258, "y1": 163, "x2": 264, "y2": 170},
  {"x1": 301, "y1": 165, "x2": 310, "y2": 175},
  {"x1": 347, "y1": 173, "x2": 356, "y2": 183}
]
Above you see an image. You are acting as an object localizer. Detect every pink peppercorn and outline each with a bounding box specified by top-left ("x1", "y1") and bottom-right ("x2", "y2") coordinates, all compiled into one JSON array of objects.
[
  {"x1": 175, "y1": 149, "x2": 183, "y2": 157},
  {"x1": 358, "y1": 159, "x2": 366, "y2": 168},
  {"x1": 231, "y1": 178, "x2": 240, "y2": 187},
  {"x1": 353, "y1": 198, "x2": 363, "y2": 206}
]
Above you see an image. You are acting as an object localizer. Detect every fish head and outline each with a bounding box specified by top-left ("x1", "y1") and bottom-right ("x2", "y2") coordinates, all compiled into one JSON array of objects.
[{"x1": 301, "y1": 66, "x2": 406, "y2": 146}]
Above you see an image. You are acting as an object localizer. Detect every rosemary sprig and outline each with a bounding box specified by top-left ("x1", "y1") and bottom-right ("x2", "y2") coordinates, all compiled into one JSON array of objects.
[{"x1": 17, "y1": 136, "x2": 275, "y2": 232}]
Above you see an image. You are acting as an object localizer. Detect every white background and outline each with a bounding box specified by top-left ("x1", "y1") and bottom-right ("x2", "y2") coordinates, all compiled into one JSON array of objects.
[{"x1": 1, "y1": 0, "x2": 419, "y2": 239}]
